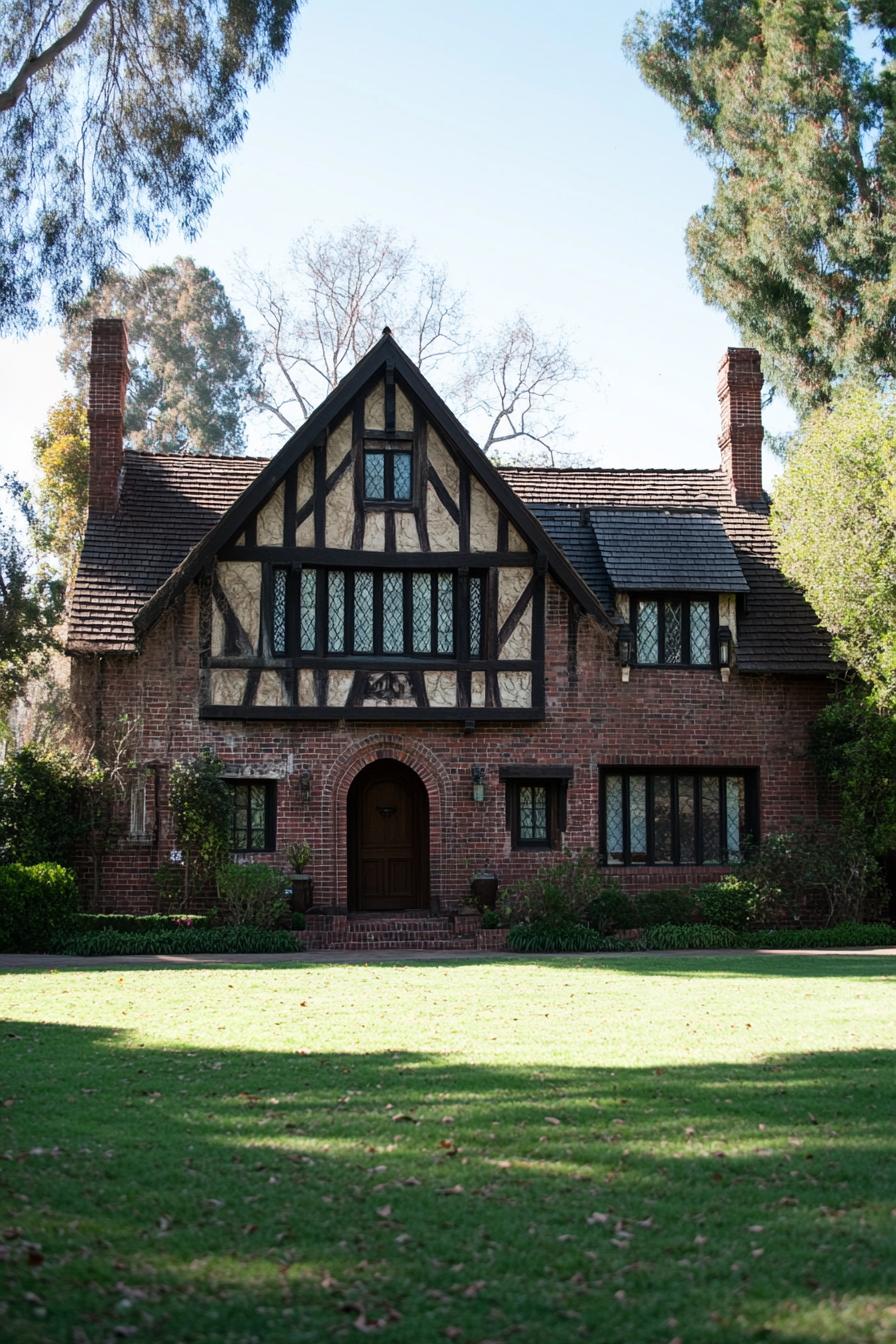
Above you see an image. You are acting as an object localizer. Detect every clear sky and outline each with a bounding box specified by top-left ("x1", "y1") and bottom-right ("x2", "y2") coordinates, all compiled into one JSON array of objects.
[{"x1": 1, "y1": 0, "x2": 794, "y2": 485}]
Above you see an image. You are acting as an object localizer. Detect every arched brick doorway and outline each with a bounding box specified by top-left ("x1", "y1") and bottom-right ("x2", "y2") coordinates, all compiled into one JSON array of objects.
[{"x1": 347, "y1": 759, "x2": 430, "y2": 911}]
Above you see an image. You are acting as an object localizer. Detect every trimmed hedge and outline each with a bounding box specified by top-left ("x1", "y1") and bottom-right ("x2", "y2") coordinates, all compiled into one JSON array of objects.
[
  {"x1": 741, "y1": 922, "x2": 894, "y2": 949},
  {"x1": 69, "y1": 912, "x2": 213, "y2": 934},
  {"x1": 52, "y1": 926, "x2": 302, "y2": 957},
  {"x1": 0, "y1": 863, "x2": 79, "y2": 952}
]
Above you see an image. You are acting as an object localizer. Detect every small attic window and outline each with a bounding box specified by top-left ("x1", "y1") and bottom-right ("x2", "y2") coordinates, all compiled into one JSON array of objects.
[
  {"x1": 634, "y1": 594, "x2": 717, "y2": 666},
  {"x1": 364, "y1": 440, "x2": 413, "y2": 504}
]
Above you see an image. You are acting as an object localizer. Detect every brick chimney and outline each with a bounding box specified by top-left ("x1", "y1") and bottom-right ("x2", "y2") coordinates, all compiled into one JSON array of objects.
[
  {"x1": 87, "y1": 317, "x2": 129, "y2": 514},
  {"x1": 717, "y1": 347, "x2": 764, "y2": 505}
]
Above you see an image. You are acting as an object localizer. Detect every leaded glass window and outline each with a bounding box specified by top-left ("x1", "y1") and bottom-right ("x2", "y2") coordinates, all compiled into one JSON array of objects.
[
  {"x1": 436, "y1": 573, "x2": 453, "y2": 655},
  {"x1": 299, "y1": 568, "x2": 316, "y2": 652},
  {"x1": 272, "y1": 568, "x2": 287, "y2": 656},
  {"x1": 363, "y1": 441, "x2": 414, "y2": 503},
  {"x1": 353, "y1": 572, "x2": 374, "y2": 653},
  {"x1": 690, "y1": 600, "x2": 712, "y2": 664},
  {"x1": 636, "y1": 600, "x2": 659, "y2": 664},
  {"x1": 605, "y1": 775, "x2": 624, "y2": 864},
  {"x1": 382, "y1": 571, "x2": 404, "y2": 654},
  {"x1": 412, "y1": 573, "x2": 431, "y2": 653},
  {"x1": 633, "y1": 595, "x2": 717, "y2": 666},
  {"x1": 228, "y1": 781, "x2": 275, "y2": 853},
  {"x1": 663, "y1": 601, "x2": 683, "y2": 664},
  {"x1": 328, "y1": 571, "x2": 345, "y2": 653},
  {"x1": 393, "y1": 453, "x2": 412, "y2": 499},
  {"x1": 469, "y1": 575, "x2": 483, "y2": 657},
  {"x1": 364, "y1": 452, "x2": 385, "y2": 499},
  {"x1": 518, "y1": 785, "x2": 548, "y2": 844},
  {"x1": 602, "y1": 769, "x2": 754, "y2": 866}
]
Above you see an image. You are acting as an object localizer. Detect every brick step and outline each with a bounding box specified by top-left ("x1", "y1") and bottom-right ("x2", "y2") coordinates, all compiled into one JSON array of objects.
[{"x1": 303, "y1": 939, "x2": 478, "y2": 952}]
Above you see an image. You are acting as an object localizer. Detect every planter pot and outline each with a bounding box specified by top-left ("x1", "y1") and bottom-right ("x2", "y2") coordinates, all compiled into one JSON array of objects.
[
  {"x1": 470, "y1": 871, "x2": 499, "y2": 910},
  {"x1": 290, "y1": 874, "x2": 314, "y2": 912}
]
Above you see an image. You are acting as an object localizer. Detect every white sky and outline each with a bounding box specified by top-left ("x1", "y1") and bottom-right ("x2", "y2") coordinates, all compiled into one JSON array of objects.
[{"x1": 0, "y1": 0, "x2": 793, "y2": 486}]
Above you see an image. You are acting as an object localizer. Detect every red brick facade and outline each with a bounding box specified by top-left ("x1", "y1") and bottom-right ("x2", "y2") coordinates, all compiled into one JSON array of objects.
[{"x1": 71, "y1": 573, "x2": 829, "y2": 914}]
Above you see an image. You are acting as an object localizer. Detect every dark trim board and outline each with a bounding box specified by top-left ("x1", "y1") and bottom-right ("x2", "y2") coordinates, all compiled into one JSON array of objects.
[
  {"x1": 498, "y1": 765, "x2": 574, "y2": 779},
  {"x1": 217, "y1": 546, "x2": 538, "y2": 567},
  {"x1": 200, "y1": 705, "x2": 546, "y2": 723}
]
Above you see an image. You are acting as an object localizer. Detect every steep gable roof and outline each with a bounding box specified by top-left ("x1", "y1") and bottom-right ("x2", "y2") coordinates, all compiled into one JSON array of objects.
[{"x1": 503, "y1": 467, "x2": 833, "y2": 675}]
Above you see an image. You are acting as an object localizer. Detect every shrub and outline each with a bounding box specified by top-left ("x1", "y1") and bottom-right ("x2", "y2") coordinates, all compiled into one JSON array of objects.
[
  {"x1": 742, "y1": 824, "x2": 884, "y2": 926},
  {"x1": 53, "y1": 925, "x2": 300, "y2": 956},
  {"x1": 643, "y1": 923, "x2": 739, "y2": 950},
  {"x1": 214, "y1": 862, "x2": 290, "y2": 928},
  {"x1": 741, "y1": 922, "x2": 894, "y2": 949},
  {"x1": 693, "y1": 875, "x2": 765, "y2": 930},
  {"x1": 68, "y1": 912, "x2": 212, "y2": 934},
  {"x1": 632, "y1": 887, "x2": 695, "y2": 928},
  {"x1": 153, "y1": 862, "x2": 186, "y2": 911},
  {"x1": 0, "y1": 746, "x2": 90, "y2": 865},
  {"x1": 287, "y1": 841, "x2": 312, "y2": 873},
  {"x1": 481, "y1": 908, "x2": 501, "y2": 930},
  {"x1": 0, "y1": 863, "x2": 79, "y2": 952},
  {"x1": 507, "y1": 920, "x2": 618, "y2": 953},
  {"x1": 501, "y1": 851, "x2": 634, "y2": 934}
]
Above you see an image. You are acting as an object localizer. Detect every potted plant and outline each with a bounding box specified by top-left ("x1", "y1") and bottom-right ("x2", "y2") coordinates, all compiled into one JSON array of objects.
[{"x1": 287, "y1": 842, "x2": 313, "y2": 911}]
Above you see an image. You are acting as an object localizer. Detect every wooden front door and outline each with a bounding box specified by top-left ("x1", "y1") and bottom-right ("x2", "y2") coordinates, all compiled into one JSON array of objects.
[{"x1": 348, "y1": 761, "x2": 429, "y2": 911}]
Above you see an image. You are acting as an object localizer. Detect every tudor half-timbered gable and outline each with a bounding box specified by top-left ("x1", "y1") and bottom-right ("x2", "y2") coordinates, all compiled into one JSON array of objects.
[{"x1": 143, "y1": 331, "x2": 604, "y2": 722}]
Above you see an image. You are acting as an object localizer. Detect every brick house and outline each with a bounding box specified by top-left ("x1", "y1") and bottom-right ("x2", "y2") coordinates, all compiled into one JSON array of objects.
[{"x1": 67, "y1": 318, "x2": 833, "y2": 943}]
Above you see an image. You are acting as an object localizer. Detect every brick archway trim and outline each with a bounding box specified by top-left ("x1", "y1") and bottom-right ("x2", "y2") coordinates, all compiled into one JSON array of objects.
[{"x1": 319, "y1": 734, "x2": 452, "y2": 912}]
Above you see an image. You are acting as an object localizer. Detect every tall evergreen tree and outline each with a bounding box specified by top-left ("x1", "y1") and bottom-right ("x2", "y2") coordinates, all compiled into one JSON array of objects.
[
  {"x1": 60, "y1": 258, "x2": 257, "y2": 455},
  {"x1": 625, "y1": 2, "x2": 896, "y2": 410}
]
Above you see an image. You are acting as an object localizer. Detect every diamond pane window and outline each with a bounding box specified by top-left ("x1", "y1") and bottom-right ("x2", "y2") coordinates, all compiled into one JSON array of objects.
[
  {"x1": 354, "y1": 572, "x2": 374, "y2": 652},
  {"x1": 678, "y1": 776, "x2": 696, "y2": 864},
  {"x1": 273, "y1": 568, "x2": 287, "y2": 656},
  {"x1": 412, "y1": 573, "x2": 432, "y2": 652},
  {"x1": 327, "y1": 571, "x2": 345, "y2": 653},
  {"x1": 436, "y1": 573, "x2": 454, "y2": 654},
  {"x1": 364, "y1": 452, "x2": 385, "y2": 499},
  {"x1": 469, "y1": 576, "x2": 483, "y2": 657},
  {"x1": 653, "y1": 774, "x2": 673, "y2": 862},
  {"x1": 664, "y1": 601, "x2": 683, "y2": 664},
  {"x1": 690, "y1": 600, "x2": 711, "y2": 664},
  {"x1": 701, "y1": 777, "x2": 721, "y2": 864},
  {"x1": 629, "y1": 774, "x2": 648, "y2": 863},
  {"x1": 228, "y1": 781, "x2": 274, "y2": 853},
  {"x1": 299, "y1": 568, "x2": 316, "y2": 652},
  {"x1": 393, "y1": 453, "x2": 412, "y2": 499},
  {"x1": 383, "y1": 572, "x2": 404, "y2": 653},
  {"x1": 602, "y1": 769, "x2": 753, "y2": 865},
  {"x1": 725, "y1": 774, "x2": 745, "y2": 861},
  {"x1": 605, "y1": 775, "x2": 624, "y2": 864},
  {"x1": 518, "y1": 785, "x2": 548, "y2": 843},
  {"x1": 636, "y1": 601, "x2": 659, "y2": 664}
]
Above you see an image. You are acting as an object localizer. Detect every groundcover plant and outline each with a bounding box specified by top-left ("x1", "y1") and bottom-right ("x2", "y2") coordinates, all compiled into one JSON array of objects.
[{"x1": 1, "y1": 955, "x2": 895, "y2": 1342}]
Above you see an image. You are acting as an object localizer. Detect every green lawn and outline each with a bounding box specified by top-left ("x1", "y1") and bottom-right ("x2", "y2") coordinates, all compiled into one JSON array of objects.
[{"x1": 2, "y1": 955, "x2": 896, "y2": 1343}]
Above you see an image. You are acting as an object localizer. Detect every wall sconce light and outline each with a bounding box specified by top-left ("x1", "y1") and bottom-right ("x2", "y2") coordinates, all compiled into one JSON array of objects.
[
  {"x1": 299, "y1": 768, "x2": 312, "y2": 803},
  {"x1": 471, "y1": 766, "x2": 486, "y2": 804},
  {"x1": 717, "y1": 625, "x2": 733, "y2": 683},
  {"x1": 617, "y1": 623, "x2": 634, "y2": 683}
]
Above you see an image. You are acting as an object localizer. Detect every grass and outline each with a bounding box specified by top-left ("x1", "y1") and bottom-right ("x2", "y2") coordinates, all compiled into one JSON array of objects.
[{"x1": 2, "y1": 954, "x2": 896, "y2": 1343}]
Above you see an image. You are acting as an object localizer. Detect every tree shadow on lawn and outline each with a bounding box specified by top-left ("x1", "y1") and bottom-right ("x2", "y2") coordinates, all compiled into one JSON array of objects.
[{"x1": 3, "y1": 1021, "x2": 895, "y2": 1344}]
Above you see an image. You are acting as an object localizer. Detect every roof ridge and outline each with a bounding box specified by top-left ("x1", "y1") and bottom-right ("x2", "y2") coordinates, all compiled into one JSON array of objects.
[
  {"x1": 500, "y1": 466, "x2": 725, "y2": 476},
  {"x1": 125, "y1": 449, "x2": 272, "y2": 463}
]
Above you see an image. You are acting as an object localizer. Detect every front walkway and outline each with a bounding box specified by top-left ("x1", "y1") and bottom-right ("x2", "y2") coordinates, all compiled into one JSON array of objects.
[{"x1": 2, "y1": 947, "x2": 895, "y2": 970}]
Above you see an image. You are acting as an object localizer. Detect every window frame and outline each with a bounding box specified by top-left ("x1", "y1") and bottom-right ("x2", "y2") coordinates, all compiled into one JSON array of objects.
[
  {"x1": 631, "y1": 593, "x2": 719, "y2": 668},
  {"x1": 272, "y1": 565, "x2": 478, "y2": 661},
  {"x1": 362, "y1": 438, "x2": 415, "y2": 507},
  {"x1": 505, "y1": 776, "x2": 568, "y2": 851},
  {"x1": 227, "y1": 779, "x2": 277, "y2": 854},
  {"x1": 600, "y1": 767, "x2": 758, "y2": 867}
]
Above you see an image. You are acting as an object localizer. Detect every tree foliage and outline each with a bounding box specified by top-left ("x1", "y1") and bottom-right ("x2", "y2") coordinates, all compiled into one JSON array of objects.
[
  {"x1": 61, "y1": 258, "x2": 257, "y2": 454},
  {"x1": 0, "y1": 746, "x2": 89, "y2": 865},
  {"x1": 32, "y1": 394, "x2": 89, "y2": 578},
  {"x1": 0, "y1": 1, "x2": 302, "y2": 334},
  {"x1": 625, "y1": 1, "x2": 896, "y2": 411},
  {"x1": 0, "y1": 475, "x2": 63, "y2": 718},
  {"x1": 168, "y1": 749, "x2": 231, "y2": 901},
  {"x1": 771, "y1": 381, "x2": 896, "y2": 706},
  {"x1": 238, "y1": 221, "x2": 585, "y2": 463},
  {"x1": 811, "y1": 687, "x2": 896, "y2": 856}
]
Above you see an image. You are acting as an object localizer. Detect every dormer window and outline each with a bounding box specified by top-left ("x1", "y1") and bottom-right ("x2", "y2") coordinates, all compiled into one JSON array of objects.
[
  {"x1": 634, "y1": 595, "x2": 716, "y2": 666},
  {"x1": 364, "y1": 440, "x2": 413, "y2": 503}
]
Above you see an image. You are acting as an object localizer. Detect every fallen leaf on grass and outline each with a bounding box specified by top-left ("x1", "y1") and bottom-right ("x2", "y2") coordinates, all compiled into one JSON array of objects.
[{"x1": 439, "y1": 1185, "x2": 464, "y2": 1196}]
